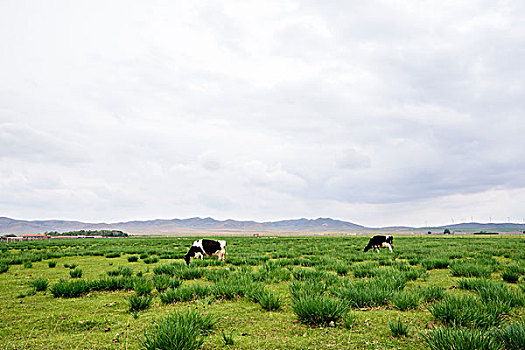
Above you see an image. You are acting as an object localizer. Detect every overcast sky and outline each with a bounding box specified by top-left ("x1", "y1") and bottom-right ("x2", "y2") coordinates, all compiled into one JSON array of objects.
[{"x1": 1, "y1": 1, "x2": 524, "y2": 227}]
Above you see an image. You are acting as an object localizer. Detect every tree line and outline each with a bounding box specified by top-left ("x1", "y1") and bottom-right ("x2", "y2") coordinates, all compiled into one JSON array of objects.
[{"x1": 45, "y1": 230, "x2": 129, "y2": 237}]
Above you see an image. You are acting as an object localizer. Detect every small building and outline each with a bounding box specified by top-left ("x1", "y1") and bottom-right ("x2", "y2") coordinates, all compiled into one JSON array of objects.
[
  {"x1": 50, "y1": 235, "x2": 96, "y2": 239},
  {"x1": 1, "y1": 236, "x2": 24, "y2": 242},
  {"x1": 21, "y1": 233, "x2": 49, "y2": 240}
]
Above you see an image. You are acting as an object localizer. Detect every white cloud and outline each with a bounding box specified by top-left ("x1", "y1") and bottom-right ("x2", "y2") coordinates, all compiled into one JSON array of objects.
[{"x1": 0, "y1": 0, "x2": 524, "y2": 226}]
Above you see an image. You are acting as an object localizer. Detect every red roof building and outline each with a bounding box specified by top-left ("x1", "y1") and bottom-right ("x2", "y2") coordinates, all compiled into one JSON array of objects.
[{"x1": 21, "y1": 233, "x2": 49, "y2": 240}]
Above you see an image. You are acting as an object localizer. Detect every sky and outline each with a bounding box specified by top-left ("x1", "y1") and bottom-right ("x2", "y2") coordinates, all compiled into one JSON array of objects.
[{"x1": 1, "y1": 1, "x2": 524, "y2": 227}]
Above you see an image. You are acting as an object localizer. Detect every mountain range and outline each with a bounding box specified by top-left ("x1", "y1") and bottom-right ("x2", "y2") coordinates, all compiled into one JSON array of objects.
[{"x1": 1, "y1": 217, "x2": 524, "y2": 235}]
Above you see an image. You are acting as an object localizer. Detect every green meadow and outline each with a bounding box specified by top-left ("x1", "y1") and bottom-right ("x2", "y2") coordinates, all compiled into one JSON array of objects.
[{"x1": 1, "y1": 235, "x2": 524, "y2": 349}]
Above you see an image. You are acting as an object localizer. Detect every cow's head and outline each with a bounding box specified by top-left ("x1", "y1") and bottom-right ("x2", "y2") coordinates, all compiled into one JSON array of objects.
[{"x1": 184, "y1": 254, "x2": 191, "y2": 266}]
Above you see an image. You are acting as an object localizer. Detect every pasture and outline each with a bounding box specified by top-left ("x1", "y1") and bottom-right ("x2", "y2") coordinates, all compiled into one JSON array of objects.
[{"x1": 0, "y1": 235, "x2": 524, "y2": 349}]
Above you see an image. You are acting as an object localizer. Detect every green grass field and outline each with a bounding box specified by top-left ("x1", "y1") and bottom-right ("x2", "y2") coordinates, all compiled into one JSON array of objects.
[{"x1": 1, "y1": 235, "x2": 524, "y2": 349}]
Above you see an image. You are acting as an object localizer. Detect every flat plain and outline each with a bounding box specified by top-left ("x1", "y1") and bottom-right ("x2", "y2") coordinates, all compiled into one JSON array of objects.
[{"x1": 1, "y1": 234, "x2": 524, "y2": 349}]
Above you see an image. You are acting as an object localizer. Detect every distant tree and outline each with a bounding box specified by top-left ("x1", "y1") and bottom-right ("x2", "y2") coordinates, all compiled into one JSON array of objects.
[
  {"x1": 42, "y1": 230, "x2": 128, "y2": 237},
  {"x1": 427, "y1": 231, "x2": 432, "y2": 234},
  {"x1": 443, "y1": 228, "x2": 451, "y2": 234}
]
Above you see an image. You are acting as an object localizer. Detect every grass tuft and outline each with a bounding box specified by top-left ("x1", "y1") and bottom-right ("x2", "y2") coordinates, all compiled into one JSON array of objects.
[
  {"x1": 458, "y1": 278, "x2": 524, "y2": 307},
  {"x1": 422, "y1": 327, "x2": 498, "y2": 350},
  {"x1": 127, "y1": 294, "x2": 153, "y2": 312},
  {"x1": 153, "y1": 263, "x2": 205, "y2": 280},
  {"x1": 428, "y1": 295, "x2": 509, "y2": 329},
  {"x1": 153, "y1": 275, "x2": 182, "y2": 292},
  {"x1": 0, "y1": 263, "x2": 8, "y2": 274},
  {"x1": 107, "y1": 266, "x2": 133, "y2": 277},
  {"x1": 342, "y1": 313, "x2": 357, "y2": 329},
  {"x1": 141, "y1": 310, "x2": 216, "y2": 350},
  {"x1": 50, "y1": 279, "x2": 90, "y2": 298},
  {"x1": 335, "y1": 271, "x2": 406, "y2": 308},
  {"x1": 392, "y1": 290, "x2": 421, "y2": 310},
  {"x1": 389, "y1": 318, "x2": 409, "y2": 337},
  {"x1": 212, "y1": 275, "x2": 263, "y2": 300},
  {"x1": 421, "y1": 258, "x2": 450, "y2": 270},
  {"x1": 494, "y1": 320, "x2": 525, "y2": 350},
  {"x1": 221, "y1": 330, "x2": 235, "y2": 346},
  {"x1": 28, "y1": 278, "x2": 49, "y2": 292},
  {"x1": 257, "y1": 290, "x2": 282, "y2": 311},
  {"x1": 418, "y1": 286, "x2": 446, "y2": 302},
  {"x1": 502, "y1": 270, "x2": 520, "y2": 283},
  {"x1": 351, "y1": 261, "x2": 379, "y2": 278},
  {"x1": 143, "y1": 256, "x2": 160, "y2": 264},
  {"x1": 450, "y1": 260, "x2": 494, "y2": 278},
  {"x1": 69, "y1": 268, "x2": 83, "y2": 278},
  {"x1": 159, "y1": 285, "x2": 213, "y2": 304},
  {"x1": 291, "y1": 292, "x2": 348, "y2": 326},
  {"x1": 133, "y1": 278, "x2": 154, "y2": 296}
]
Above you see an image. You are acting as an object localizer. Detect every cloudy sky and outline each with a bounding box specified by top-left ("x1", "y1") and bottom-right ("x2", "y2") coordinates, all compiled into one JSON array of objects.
[{"x1": 1, "y1": 1, "x2": 524, "y2": 227}]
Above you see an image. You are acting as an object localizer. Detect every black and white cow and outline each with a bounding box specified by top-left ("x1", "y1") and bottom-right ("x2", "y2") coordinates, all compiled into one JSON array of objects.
[
  {"x1": 364, "y1": 235, "x2": 393, "y2": 253},
  {"x1": 184, "y1": 239, "x2": 227, "y2": 265}
]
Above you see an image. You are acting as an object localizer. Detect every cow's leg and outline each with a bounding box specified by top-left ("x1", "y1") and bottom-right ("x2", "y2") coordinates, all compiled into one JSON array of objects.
[{"x1": 379, "y1": 242, "x2": 393, "y2": 253}]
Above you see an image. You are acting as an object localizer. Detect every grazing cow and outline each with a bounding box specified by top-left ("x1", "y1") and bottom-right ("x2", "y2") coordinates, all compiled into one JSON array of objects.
[
  {"x1": 364, "y1": 235, "x2": 393, "y2": 253},
  {"x1": 184, "y1": 239, "x2": 227, "y2": 265}
]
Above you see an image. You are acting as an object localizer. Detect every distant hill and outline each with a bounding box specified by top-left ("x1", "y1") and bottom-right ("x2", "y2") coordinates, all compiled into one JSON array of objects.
[
  {"x1": 427, "y1": 222, "x2": 525, "y2": 232},
  {"x1": 0, "y1": 216, "x2": 364, "y2": 234},
  {"x1": 0, "y1": 216, "x2": 523, "y2": 235}
]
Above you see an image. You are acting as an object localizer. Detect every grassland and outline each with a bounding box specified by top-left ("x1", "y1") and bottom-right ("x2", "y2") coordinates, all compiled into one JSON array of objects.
[{"x1": 0, "y1": 235, "x2": 524, "y2": 349}]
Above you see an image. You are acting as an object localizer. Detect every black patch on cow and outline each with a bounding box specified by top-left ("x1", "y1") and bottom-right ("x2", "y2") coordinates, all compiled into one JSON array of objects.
[
  {"x1": 184, "y1": 245, "x2": 204, "y2": 265},
  {"x1": 364, "y1": 235, "x2": 393, "y2": 252},
  {"x1": 201, "y1": 239, "x2": 221, "y2": 256}
]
